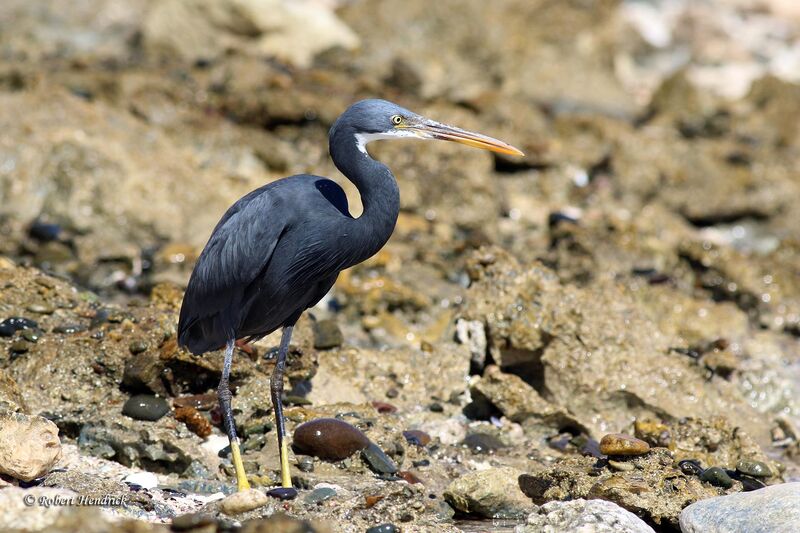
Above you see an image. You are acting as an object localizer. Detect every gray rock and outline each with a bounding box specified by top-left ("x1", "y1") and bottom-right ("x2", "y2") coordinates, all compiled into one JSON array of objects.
[
  {"x1": 444, "y1": 467, "x2": 531, "y2": 519},
  {"x1": 518, "y1": 499, "x2": 656, "y2": 533},
  {"x1": 680, "y1": 482, "x2": 800, "y2": 533}
]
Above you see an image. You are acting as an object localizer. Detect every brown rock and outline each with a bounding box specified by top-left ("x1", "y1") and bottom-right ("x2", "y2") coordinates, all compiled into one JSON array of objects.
[
  {"x1": 0, "y1": 411, "x2": 62, "y2": 481},
  {"x1": 599, "y1": 433, "x2": 650, "y2": 456},
  {"x1": 292, "y1": 418, "x2": 369, "y2": 461},
  {"x1": 0, "y1": 369, "x2": 27, "y2": 413}
]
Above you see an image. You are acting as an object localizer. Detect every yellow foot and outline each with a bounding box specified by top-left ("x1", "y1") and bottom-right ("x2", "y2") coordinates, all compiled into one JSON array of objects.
[
  {"x1": 230, "y1": 439, "x2": 251, "y2": 491},
  {"x1": 280, "y1": 440, "x2": 291, "y2": 488}
]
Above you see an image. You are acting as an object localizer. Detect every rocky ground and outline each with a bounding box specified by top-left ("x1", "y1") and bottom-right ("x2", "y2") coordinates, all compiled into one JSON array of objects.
[{"x1": 1, "y1": 0, "x2": 800, "y2": 532}]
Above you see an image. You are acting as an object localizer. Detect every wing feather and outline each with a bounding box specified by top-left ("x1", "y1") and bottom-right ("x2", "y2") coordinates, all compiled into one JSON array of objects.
[{"x1": 178, "y1": 186, "x2": 287, "y2": 350}]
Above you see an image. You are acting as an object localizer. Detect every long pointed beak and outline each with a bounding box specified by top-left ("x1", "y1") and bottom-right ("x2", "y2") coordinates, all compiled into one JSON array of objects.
[{"x1": 410, "y1": 119, "x2": 524, "y2": 156}]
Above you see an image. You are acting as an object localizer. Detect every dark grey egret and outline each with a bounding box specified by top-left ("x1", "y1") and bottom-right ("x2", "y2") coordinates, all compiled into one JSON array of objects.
[{"x1": 177, "y1": 99, "x2": 522, "y2": 497}]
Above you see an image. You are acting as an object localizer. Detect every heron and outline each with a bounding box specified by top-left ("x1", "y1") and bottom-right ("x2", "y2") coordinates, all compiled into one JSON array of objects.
[{"x1": 177, "y1": 99, "x2": 522, "y2": 498}]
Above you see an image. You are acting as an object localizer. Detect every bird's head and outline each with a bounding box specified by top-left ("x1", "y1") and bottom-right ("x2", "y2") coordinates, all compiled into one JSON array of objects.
[{"x1": 331, "y1": 99, "x2": 524, "y2": 156}]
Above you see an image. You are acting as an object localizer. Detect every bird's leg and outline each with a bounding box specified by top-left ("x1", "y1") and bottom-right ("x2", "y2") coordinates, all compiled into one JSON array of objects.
[
  {"x1": 218, "y1": 339, "x2": 250, "y2": 491},
  {"x1": 271, "y1": 325, "x2": 293, "y2": 488}
]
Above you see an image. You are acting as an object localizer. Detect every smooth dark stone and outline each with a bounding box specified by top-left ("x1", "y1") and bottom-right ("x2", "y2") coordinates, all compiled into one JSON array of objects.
[
  {"x1": 736, "y1": 460, "x2": 771, "y2": 478},
  {"x1": 312, "y1": 319, "x2": 343, "y2": 349},
  {"x1": 700, "y1": 466, "x2": 733, "y2": 488},
  {"x1": 52, "y1": 324, "x2": 87, "y2": 334},
  {"x1": 734, "y1": 474, "x2": 766, "y2": 491},
  {"x1": 548, "y1": 212, "x2": 579, "y2": 227},
  {"x1": 386, "y1": 388, "x2": 399, "y2": 399},
  {"x1": 461, "y1": 433, "x2": 505, "y2": 454},
  {"x1": 267, "y1": 487, "x2": 297, "y2": 500},
  {"x1": 122, "y1": 394, "x2": 170, "y2": 421},
  {"x1": 304, "y1": 487, "x2": 336, "y2": 505},
  {"x1": 366, "y1": 524, "x2": 399, "y2": 533},
  {"x1": 679, "y1": 459, "x2": 705, "y2": 476},
  {"x1": 9, "y1": 340, "x2": 29, "y2": 354},
  {"x1": 296, "y1": 456, "x2": 314, "y2": 472},
  {"x1": 0, "y1": 317, "x2": 39, "y2": 336},
  {"x1": 28, "y1": 221, "x2": 62, "y2": 242},
  {"x1": 372, "y1": 401, "x2": 397, "y2": 414},
  {"x1": 22, "y1": 329, "x2": 40, "y2": 342},
  {"x1": 402, "y1": 429, "x2": 431, "y2": 447},
  {"x1": 361, "y1": 442, "x2": 398, "y2": 474},
  {"x1": 429, "y1": 402, "x2": 444, "y2": 412},
  {"x1": 292, "y1": 418, "x2": 369, "y2": 461},
  {"x1": 129, "y1": 340, "x2": 148, "y2": 354},
  {"x1": 171, "y1": 513, "x2": 216, "y2": 531}
]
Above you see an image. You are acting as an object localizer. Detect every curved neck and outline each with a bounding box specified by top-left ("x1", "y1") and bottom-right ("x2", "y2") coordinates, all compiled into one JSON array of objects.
[{"x1": 329, "y1": 126, "x2": 400, "y2": 265}]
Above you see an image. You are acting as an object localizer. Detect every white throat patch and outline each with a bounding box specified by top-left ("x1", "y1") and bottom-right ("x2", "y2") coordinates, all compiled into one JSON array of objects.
[{"x1": 355, "y1": 130, "x2": 419, "y2": 155}]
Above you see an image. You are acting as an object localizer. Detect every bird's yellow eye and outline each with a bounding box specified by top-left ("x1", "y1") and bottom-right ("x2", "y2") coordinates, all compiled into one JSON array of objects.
[{"x1": 391, "y1": 115, "x2": 403, "y2": 125}]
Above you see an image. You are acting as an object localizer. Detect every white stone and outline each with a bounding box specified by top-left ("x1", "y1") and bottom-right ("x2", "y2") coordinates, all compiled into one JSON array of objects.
[
  {"x1": 680, "y1": 482, "x2": 800, "y2": 533},
  {"x1": 122, "y1": 471, "x2": 159, "y2": 490},
  {"x1": 518, "y1": 499, "x2": 655, "y2": 533},
  {"x1": 218, "y1": 488, "x2": 269, "y2": 515}
]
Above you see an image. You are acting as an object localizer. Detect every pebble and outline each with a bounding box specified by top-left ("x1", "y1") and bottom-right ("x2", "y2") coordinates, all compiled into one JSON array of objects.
[
  {"x1": 398, "y1": 470, "x2": 423, "y2": 484},
  {"x1": 292, "y1": 418, "x2": 369, "y2": 461},
  {"x1": 312, "y1": 318, "x2": 343, "y2": 349},
  {"x1": 599, "y1": 433, "x2": 650, "y2": 456},
  {"x1": 365, "y1": 524, "x2": 399, "y2": 533},
  {"x1": 266, "y1": 487, "x2": 297, "y2": 500},
  {"x1": 678, "y1": 459, "x2": 704, "y2": 476},
  {"x1": 21, "y1": 329, "x2": 40, "y2": 342},
  {"x1": 218, "y1": 488, "x2": 269, "y2": 514},
  {"x1": 361, "y1": 442, "x2": 398, "y2": 474},
  {"x1": 0, "y1": 317, "x2": 38, "y2": 337},
  {"x1": 297, "y1": 456, "x2": 314, "y2": 472},
  {"x1": 571, "y1": 435, "x2": 604, "y2": 458},
  {"x1": 608, "y1": 459, "x2": 635, "y2": 472},
  {"x1": 735, "y1": 459, "x2": 771, "y2": 477},
  {"x1": 52, "y1": 324, "x2": 86, "y2": 334},
  {"x1": 429, "y1": 402, "x2": 444, "y2": 412},
  {"x1": 9, "y1": 340, "x2": 29, "y2": 355},
  {"x1": 242, "y1": 433, "x2": 267, "y2": 452},
  {"x1": 242, "y1": 420, "x2": 273, "y2": 436},
  {"x1": 28, "y1": 221, "x2": 62, "y2": 242},
  {"x1": 304, "y1": 487, "x2": 336, "y2": 505},
  {"x1": 122, "y1": 471, "x2": 159, "y2": 490},
  {"x1": 26, "y1": 304, "x2": 53, "y2": 315},
  {"x1": 680, "y1": 482, "x2": 800, "y2": 533},
  {"x1": 129, "y1": 340, "x2": 149, "y2": 354},
  {"x1": 0, "y1": 411, "x2": 62, "y2": 481},
  {"x1": 173, "y1": 393, "x2": 218, "y2": 411},
  {"x1": 402, "y1": 429, "x2": 431, "y2": 446},
  {"x1": 122, "y1": 394, "x2": 170, "y2": 421},
  {"x1": 461, "y1": 433, "x2": 505, "y2": 454},
  {"x1": 372, "y1": 401, "x2": 397, "y2": 414},
  {"x1": 171, "y1": 512, "x2": 216, "y2": 531},
  {"x1": 386, "y1": 388, "x2": 399, "y2": 399},
  {"x1": 699, "y1": 466, "x2": 733, "y2": 488}
]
